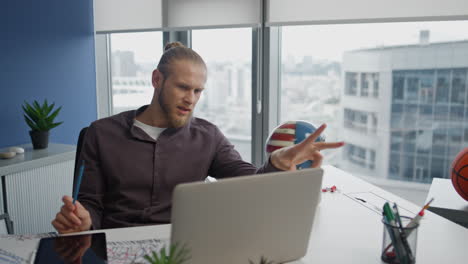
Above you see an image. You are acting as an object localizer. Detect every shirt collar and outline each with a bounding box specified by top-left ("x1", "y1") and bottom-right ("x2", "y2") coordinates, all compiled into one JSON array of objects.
[{"x1": 128, "y1": 105, "x2": 192, "y2": 141}]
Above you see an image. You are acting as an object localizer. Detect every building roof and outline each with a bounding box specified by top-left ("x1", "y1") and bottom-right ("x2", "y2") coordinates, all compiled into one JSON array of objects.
[{"x1": 348, "y1": 39, "x2": 468, "y2": 53}]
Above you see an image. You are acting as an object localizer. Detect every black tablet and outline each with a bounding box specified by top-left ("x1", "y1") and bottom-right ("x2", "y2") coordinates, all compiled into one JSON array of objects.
[{"x1": 34, "y1": 232, "x2": 107, "y2": 264}]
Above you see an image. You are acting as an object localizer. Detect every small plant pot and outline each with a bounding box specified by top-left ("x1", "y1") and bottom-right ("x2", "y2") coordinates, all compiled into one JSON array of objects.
[{"x1": 29, "y1": 130, "x2": 49, "y2": 149}]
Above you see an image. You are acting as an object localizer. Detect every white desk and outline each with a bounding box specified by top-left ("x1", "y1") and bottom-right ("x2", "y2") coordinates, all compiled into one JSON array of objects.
[
  {"x1": 2, "y1": 165, "x2": 467, "y2": 263},
  {"x1": 426, "y1": 178, "x2": 468, "y2": 228}
]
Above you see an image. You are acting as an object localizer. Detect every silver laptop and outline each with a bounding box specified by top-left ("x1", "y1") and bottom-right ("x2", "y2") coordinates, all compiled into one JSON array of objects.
[{"x1": 171, "y1": 168, "x2": 324, "y2": 264}]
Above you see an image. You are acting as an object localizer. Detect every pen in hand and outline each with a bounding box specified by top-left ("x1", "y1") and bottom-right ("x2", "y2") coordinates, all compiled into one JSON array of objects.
[{"x1": 73, "y1": 160, "x2": 85, "y2": 205}]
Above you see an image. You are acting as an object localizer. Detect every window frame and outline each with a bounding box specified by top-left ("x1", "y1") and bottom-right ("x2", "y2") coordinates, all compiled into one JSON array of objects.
[{"x1": 95, "y1": 5, "x2": 468, "y2": 205}]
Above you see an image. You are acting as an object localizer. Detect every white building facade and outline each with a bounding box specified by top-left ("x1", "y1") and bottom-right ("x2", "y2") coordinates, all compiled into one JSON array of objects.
[{"x1": 341, "y1": 40, "x2": 468, "y2": 183}]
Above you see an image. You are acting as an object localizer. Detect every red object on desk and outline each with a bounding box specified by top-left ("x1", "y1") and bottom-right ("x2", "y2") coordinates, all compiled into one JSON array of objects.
[
  {"x1": 322, "y1": 185, "x2": 337, "y2": 193},
  {"x1": 451, "y1": 148, "x2": 468, "y2": 201}
]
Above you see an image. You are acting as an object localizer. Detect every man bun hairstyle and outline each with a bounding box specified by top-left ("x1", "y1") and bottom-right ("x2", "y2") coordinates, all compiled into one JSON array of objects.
[
  {"x1": 157, "y1": 41, "x2": 206, "y2": 78},
  {"x1": 164, "y1": 41, "x2": 185, "y2": 51}
]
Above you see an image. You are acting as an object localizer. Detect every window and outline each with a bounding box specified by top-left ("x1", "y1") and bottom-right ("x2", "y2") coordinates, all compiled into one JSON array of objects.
[
  {"x1": 420, "y1": 70, "x2": 435, "y2": 104},
  {"x1": 391, "y1": 132, "x2": 403, "y2": 152},
  {"x1": 415, "y1": 156, "x2": 430, "y2": 181},
  {"x1": 344, "y1": 143, "x2": 375, "y2": 169},
  {"x1": 361, "y1": 73, "x2": 369, "y2": 97},
  {"x1": 343, "y1": 108, "x2": 377, "y2": 134},
  {"x1": 435, "y1": 69, "x2": 450, "y2": 104},
  {"x1": 369, "y1": 150, "x2": 376, "y2": 170},
  {"x1": 345, "y1": 72, "x2": 358, "y2": 95},
  {"x1": 371, "y1": 114, "x2": 378, "y2": 133},
  {"x1": 109, "y1": 32, "x2": 163, "y2": 114},
  {"x1": 345, "y1": 144, "x2": 366, "y2": 166},
  {"x1": 451, "y1": 69, "x2": 466, "y2": 104},
  {"x1": 281, "y1": 21, "x2": 468, "y2": 194},
  {"x1": 372, "y1": 73, "x2": 379, "y2": 98},
  {"x1": 389, "y1": 153, "x2": 401, "y2": 177},
  {"x1": 407, "y1": 76, "x2": 419, "y2": 102},
  {"x1": 192, "y1": 28, "x2": 252, "y2": 162},
  {"x1": 393, "y1": 74, "x2": 405, "y2": 101}
]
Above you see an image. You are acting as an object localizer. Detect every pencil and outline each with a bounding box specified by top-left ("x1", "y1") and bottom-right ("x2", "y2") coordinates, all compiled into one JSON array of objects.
[{"x1": 73, "y1": 160, "x2": 85, "y2": 204}]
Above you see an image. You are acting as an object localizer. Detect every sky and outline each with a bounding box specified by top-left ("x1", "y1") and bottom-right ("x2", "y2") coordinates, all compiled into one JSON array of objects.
[{"x1": 110, "y1": 20, "x2": 468, "y2": 64}]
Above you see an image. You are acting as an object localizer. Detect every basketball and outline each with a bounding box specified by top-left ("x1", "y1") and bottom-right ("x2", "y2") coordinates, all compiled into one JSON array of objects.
[
  {"x1": 451, "y1": 148, "x2": 468, "y2": 201},
  {"x1": 265, "y1": 121, "x2": 325, "y2": 169}
]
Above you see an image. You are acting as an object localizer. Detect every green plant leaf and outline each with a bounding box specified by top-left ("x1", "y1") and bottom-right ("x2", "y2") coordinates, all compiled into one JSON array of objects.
[
  {"x1": 46, "y1": 102, "x2": 55, "y2": 116},
  {"x1": 32, "y1": 101, "x2": 45, "y2": 118},
  {"x1": 33, "y1": 100, "x2": 42, "y2": 115},
  {"x1": 22, "y1": 100, "x2": 62, "y2": 131},
  {"x1": 23, "y1": 102, "x2": 41, "y2": 122},
  {"x1": 42, "y1": 100, "x2": 48, "y2": 114},
  {"x1": 249, "y1": 256, "x2": 275, "y2": 264},
  {"x1": 43, "y1": 100, "x2": 52, "y2": 117},
  {"x1": 45, "y1": 106, "x2": 61, "y2": 124},
  {"x1": 24, "y1": 115, "x2": 39, "y2": 131},
  {"x1": 22, "y1": 105, "x2": 36, "y2": 123},
  {"x1": 144, "y1": 243, "x2": 190, "y2": 264},
  {"x1": 49, "y1": 122, "x2": 63, "y2": 130},
  {"x1": 144, "y1": 255, "x2": 154, "y2": 264},
  {"x1": 37, "y1": 119, "x2": 48, "y2": 131}
]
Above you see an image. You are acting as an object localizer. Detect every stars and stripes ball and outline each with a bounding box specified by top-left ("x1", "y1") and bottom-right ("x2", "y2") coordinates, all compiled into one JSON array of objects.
[{"x1": 265, "y1": 121, "x2": 325, "y2": 169}]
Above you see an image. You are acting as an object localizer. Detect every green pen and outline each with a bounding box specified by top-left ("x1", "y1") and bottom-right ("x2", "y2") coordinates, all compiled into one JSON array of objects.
[
  {"x1": 383, "y1": 202, "x2": 407, "y2": 263},
  {"x1": 383, "y1": 202, "x2": 396, "y2": 222}
]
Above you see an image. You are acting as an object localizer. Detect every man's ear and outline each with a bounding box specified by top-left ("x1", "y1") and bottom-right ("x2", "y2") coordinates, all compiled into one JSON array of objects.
[{"x1": 152, "y1": 69, "x2": 164, "y2": 92}]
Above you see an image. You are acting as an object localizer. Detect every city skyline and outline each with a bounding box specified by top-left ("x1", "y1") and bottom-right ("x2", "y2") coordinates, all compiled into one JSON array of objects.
[{"x1": 110, "y1": 21, "x2": 468, "y2": 184}]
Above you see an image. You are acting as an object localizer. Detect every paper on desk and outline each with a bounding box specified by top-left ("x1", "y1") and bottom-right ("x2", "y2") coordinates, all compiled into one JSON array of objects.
[
  {"x1": 0, "y1": 233, "x2": 57, "y2": 264},
  {"x1": 107, "y1": 238, "x2": 169, "y2": 264},
  {"x1": 344, "y1": 191, "x2": 416, "y2": 216}
]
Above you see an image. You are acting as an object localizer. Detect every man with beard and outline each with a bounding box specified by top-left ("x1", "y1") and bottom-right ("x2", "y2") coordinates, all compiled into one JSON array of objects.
[{"x1": 52, "y1": 42, "x2": 344, "y2": 234}]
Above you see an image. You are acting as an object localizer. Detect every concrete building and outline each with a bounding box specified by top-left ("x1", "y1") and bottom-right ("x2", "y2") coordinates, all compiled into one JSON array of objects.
[
  {"x1": 340, "y1": 36, "x2": 468, "y2": 183},
  {"x1": 112, "y1": 50, "x2": 138, "y2": 77}
]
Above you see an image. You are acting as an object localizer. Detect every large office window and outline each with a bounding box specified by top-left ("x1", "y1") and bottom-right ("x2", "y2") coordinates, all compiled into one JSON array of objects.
[
  {"x1": 280, "y1": 21, "x2": 468, "y2": 201},
  {"x1": 192, "y1": 28, "x2": 253, "y2": 162},
  {"x1": 110, "y1": 32, "x2": 163, "y2": 114}
]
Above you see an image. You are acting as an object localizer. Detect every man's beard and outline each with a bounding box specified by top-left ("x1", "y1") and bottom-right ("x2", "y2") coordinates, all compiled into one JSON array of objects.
[{"x1": 158, "y1": 84, "x2": 192, "y2": 128}]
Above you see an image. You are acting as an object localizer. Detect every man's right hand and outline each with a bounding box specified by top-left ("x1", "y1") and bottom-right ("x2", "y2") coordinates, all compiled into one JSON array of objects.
[{"x1": 51, "y1": 195, "x2": 92, "y2": 234}]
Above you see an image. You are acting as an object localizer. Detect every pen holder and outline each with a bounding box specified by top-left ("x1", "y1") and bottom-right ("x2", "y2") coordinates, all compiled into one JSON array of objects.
[{"x1": 381, "y1": 216, "x2": 418, "y2": 264}]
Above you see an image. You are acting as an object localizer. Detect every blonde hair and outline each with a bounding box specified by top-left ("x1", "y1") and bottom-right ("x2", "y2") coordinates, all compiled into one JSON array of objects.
[{"x1": 157, "y1": 42, "x2": 206, "y2": 78}]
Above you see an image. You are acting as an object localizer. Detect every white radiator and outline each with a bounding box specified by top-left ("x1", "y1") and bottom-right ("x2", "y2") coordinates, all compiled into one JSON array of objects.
[{"x1": 5, "y1": 160, "x2": 74, "y2": 234}]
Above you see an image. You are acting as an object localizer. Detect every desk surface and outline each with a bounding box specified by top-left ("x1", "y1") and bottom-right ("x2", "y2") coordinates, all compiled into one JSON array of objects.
[
  {"x1": 426, "y1": 178, "x2": 468, "y2": 227},
  {"x1": 2, "y1": 165, "x2": 467, "y2": 263},
  {"x1": 427, "y1": 178, "x2": 468, "y2": 211},
  {"x1": 79, "y1": 165, "x2": 468, "y2": 263}
]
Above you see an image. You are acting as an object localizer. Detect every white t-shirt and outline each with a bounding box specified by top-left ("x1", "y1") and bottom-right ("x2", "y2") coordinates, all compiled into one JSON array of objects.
[{"x1": 133, "y1": 119, "x2": 166, "y2": 140}]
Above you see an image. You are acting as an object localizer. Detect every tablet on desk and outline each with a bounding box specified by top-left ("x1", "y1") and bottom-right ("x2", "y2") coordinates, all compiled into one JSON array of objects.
[{"x1": 34, "y1": 233, "x2": 107, "y2": 264}]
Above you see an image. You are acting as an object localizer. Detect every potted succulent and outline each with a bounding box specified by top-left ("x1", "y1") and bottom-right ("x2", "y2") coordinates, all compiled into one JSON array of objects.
[
  {"x1": 145, "y1": 244, "x2": 191, "y2": 264},
  {"x1": 249, "y1": 256, "x2": 276, "y2": 264},
  {"x1": 22, "y1": 100, "x2": 63, "y2": 149},
  {"x1": 144, "y1": 244, "x2": 275, "y2": 264}
]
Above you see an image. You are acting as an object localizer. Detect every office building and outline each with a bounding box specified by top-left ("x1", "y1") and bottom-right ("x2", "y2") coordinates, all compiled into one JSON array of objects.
[
  {"x1": 112, "y1": 50, "x2": 138, "y2": 77},
  {"x1": 341, "y1": 36, "x2": 468, "y2": 183}
]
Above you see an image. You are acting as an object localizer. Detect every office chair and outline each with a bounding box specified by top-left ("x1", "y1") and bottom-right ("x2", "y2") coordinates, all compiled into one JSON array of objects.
[
  {"x1": 73, "y1": 127, "x2": 88, "y2": 198},
  {"x1": 0, "y1": 213, "x2": 14, "y2": 234}
]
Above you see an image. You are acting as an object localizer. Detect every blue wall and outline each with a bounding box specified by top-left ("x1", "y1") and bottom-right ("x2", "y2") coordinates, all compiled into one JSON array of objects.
[{"x1": 0, "y1": 0, "x2": 97, "y2": 148}]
